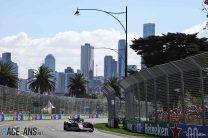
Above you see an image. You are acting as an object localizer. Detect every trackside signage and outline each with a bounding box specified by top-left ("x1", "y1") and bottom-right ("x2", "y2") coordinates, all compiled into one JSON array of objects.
[
  {"x1": 145, "y1": 122, "x2": 173, "y2": 137},
  {"x1": 177, "y1": 124, "x2": 208, "y2": 137}
]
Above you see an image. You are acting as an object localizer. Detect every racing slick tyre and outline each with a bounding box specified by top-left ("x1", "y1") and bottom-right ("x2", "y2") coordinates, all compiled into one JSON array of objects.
[
  {"x1": 88, "y1": 124, "x2": 94, "y2": 132},
  {"x1": 64, "y1": 122, "x2": 67, "y2": 130}
]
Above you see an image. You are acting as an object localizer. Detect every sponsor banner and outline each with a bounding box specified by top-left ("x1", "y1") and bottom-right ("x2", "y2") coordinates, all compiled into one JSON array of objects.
[
  {"x1": 176, "y1": 124, "x2": 208, "y2": 138},
  {"x1": 13, "y1": 114, "x2": 23, "y2": 121},
  {"x1": 22, "y1": 114, "x2": 32, "y2": 120},
  {"x1": 145, "y1": 122, "x2": 173, "y2": 137},
  {"x1": 126, "y1": 120, "x2": 133, "y2": 131},
  {"x1": 98, "y1": 114, "x2": 108, "y2": 118},
  {"x1": 80, "y1": 114, "x2": 88, "y2": 119},
  {"x1": 108, "y1": 118, "x2": 114, "y2": 128},
  {"x1": 126, "y1": 120, "x2": 145, "y2": 133},
  {"x1": 61, "y1": 114, "x2": 70, "y2": 119},
  {"x1": 4, "y1": 114, "x2": 13, "y2": 121},
  {"x1": 52, "y1": 114, "x2": 61, "y2": 120},
  {"x1": 35, "y1": 114, "x2": 42, "y2": 120},
  {"x1": 0, "y1": 114, "x2": 4, "y2": 121},
  {"x1": 133, "y1": 121, "x2": 145, "y2": 133},
  {"x1": 42, "y1": 114, "x2": 51, "y2": 120}
]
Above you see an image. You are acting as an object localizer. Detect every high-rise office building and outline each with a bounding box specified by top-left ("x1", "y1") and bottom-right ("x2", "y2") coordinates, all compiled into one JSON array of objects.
[
  {"x1": 81, "y1": 43, "x2": 94, "y2": 81},
  {"x1": 44, "y1": 54, "x2": 55, "y2": 72},
  {"x1": 65, "y1": 73, "x2": 74, "y2": 96},
  {"x1": 2, "y1": 52, "x2": 11, "y2": 63},
  {"x1": 142, "y1": 23, "x2": 155, "y2": 69},
  {"x1": 104, "y1": 56, "x2": 117, "y2": 81},
  {"x1": 77, "y1": 69, "x2": 81, "y2": 74},
  {"x1": 55, "y1": 72, "x2": 74, "y2": 96},
  {"x1": 143, "y1": 23, "x2": 155, "y2": 38},
  {"x1": 27, "y1": 69, "x2": 34, "y2": 92},
  {"x1": 81, "y1": 43, "x2": 94, "y2": 92},
  {"x1": 1, "y1": 52, "x2": 18, "y2": 77},
  {"x1": 55, "y1": 72, "x2": 66, "y2": 96},
  {"x1": 28, "y1": 69, "x2": 34, "y2": 80},
  {"x1": 118, "y1": 39, "x2": 126, "y2": 79},
  {"x1": 64, "y1": 67, "x2": 74, "y2": 73},
  {"x1": 18, "y1": 79, "x2": 27, "y2": 92}
]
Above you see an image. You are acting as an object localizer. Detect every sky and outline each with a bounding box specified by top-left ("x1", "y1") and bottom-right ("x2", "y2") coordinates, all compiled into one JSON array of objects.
[{"x1": 0, "y1": 0, "x2": 207, "y2": 78}]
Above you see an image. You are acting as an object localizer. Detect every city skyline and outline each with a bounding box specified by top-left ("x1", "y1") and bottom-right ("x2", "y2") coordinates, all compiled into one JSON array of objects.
[{"x1": 0, "y1": 0, "x2": 207, "y2": 78}]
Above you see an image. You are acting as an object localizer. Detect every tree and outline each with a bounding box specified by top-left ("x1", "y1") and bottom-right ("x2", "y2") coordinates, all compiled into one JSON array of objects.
[
  {"x1": 28, "y1": 65, "x2": 55, "y2": 94},
  {"x1": 205, "y1": 0, "x2": 208, "y2": 5},
  {"x1": 0, "y1": 62, "x2": 18, "y2": 88},
  {"x1": 104, "y1": 77, "x2": 120, "y2": 98},
  {"x1": 68, "y1": 73, "x2": 88, "y2": 98},
  {"x1": 131, "y1": 33, "x2": 208, "y2": 68}
]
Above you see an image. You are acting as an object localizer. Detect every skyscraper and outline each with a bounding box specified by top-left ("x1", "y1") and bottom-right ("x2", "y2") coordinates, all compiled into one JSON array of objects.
[
  {"x1": 2, "y1": 52, "x2": 18, "y2": 77},
  {"x1": 2, "y1": 52, "x2": 11, "y2": 63},
  {"x1": 64, "y1": 67, "x2": 74, "y2": 74},
  {"x1": 104, "y1": 56, "x2": 117, "y2": 81},
  {"x1": 18, "y1": 79, "x2": 27, "y2": 92},
  {"x1": 27, "y1": 69, "x2": 35, "y2": 92},
  {"x1": 81, "y1": 43, "x2": 94, "y2": 81},
  {"x1": 142, "y1": 23, "x2": 155, "y2": 69},
  {"x1": 44, "y1": 54, "x2": 55, "y2": 72},
  {"x1": 143, "y1": 23, "x2": 155, "y2": 38},
  {"x1": 55, "y1": 72, "x2": 66, "y2": 96},
  {"x1": 118, "y1": 39, "x2": 126, "y2": 79}
]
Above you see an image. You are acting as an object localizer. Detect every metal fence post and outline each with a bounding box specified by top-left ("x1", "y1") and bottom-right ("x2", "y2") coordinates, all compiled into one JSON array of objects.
[
  {"x1": 171, "y1": 62, "x2": 185, "y2": 123},
  {"x1": 189, "y1": 58, "x2": 206, "y2": 125},
  {"x1": 146, "y1": 70, "x2": 157, "y2": 123},
  {"x1": 158, "y1": 66, "x2": 170, "y2": 122}
]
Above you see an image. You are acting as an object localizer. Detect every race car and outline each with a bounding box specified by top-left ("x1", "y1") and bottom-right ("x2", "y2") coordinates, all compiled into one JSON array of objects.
[{"x1": 63, "y1": 115, "x2": 94, "y2": 132}]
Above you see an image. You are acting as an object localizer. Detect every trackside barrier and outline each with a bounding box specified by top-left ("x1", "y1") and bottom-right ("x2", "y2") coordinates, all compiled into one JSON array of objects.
[
  {"x1": 125, "y1": 120, "x2": 208, "y2": 138},
  {"x1": 42, "y1": 114, "x2": 52, "y2": 120},
  {"x1": 98, "y1": 114, "x2": 108, "y2": 118},
  {"x1": 0, "y1": 114, "x2": 108, "y2": 121},
  {"x1": 126, "y1": 120, "x2": 145, "y2": 133},
  {"x1": 61, "y1": 114, "x2": 70, "y2": 119},
  {"x1": 0, "y1": 114, "x2": 4, "y2": 121},
  {"x1": 4, "y1": 114, "x2": 13, "y2": 121},
  {"x1": 22, "y1": 114, "x2": 32, "y2": 120},
  {"x1": 52, "y1": 114, "x2": 61, "y2": 120}
]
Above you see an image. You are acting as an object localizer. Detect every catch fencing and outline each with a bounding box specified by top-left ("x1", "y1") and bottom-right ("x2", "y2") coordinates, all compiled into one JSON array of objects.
[
  {"x1": 119, "y1": 52, "x2": 208, "y2": 125},
  {"x1": 0, "y1": 85, "x2": 107, "y2": 117}
]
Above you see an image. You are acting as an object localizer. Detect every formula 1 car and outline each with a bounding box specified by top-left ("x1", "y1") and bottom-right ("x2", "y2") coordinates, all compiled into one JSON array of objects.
[{"x1": 64, "y1": 118, "x2": 94, "y2": 132}]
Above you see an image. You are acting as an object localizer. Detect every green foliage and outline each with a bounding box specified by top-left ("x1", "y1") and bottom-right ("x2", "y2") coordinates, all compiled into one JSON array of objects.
[
  {"x1": 131, "y1": 33, "x2": 208, "y2": 68},
  {"x1": 68, "y1": 73, "x2": 88, "y2": 98},
  {"x1": 104, "y1": 77, "x2": 120, "y2": 98},
  {"x1": 0, "y1": 63, "x2": 18, "y2": 88},
  {"x1": 28, "y1": 65, "x2": 55, "y2": 94},
  {"x1": 205, "y1": 0, "x2": 208, "y2": 5}
]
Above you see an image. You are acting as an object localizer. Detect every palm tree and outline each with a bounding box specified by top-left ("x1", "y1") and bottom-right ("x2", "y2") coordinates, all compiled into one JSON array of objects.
[
  {"x1": 104, "y1": 77, "x2": 120, "y2": 98},
  {"x1": 0, "y1": 62, "x2": 18, "y2": 88},
  {"x1": 68, "y1": 73, "x2": 88, "y2": 98},
  {"x1": 28, "y1": 65, "x2": 55, "y2": 94}
]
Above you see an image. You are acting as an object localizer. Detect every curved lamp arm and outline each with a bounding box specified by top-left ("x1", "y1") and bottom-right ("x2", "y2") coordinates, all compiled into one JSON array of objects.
[{"x1": 75, "y1": 8, "x2": 126, "y2": 33}]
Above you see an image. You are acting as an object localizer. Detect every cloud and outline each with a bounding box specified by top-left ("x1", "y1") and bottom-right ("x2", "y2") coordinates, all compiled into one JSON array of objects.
[
  {"x1": 183, "y1": 21, "x2": 208, "y2": 38},
  {"x1": 0, "y1": 29, "x2": 140, "y2": 78}
]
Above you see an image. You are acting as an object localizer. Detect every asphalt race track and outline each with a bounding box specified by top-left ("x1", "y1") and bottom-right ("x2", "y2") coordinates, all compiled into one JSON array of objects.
[{"x1": 0, "y1": 118, "x2": 134, "y2": 138}]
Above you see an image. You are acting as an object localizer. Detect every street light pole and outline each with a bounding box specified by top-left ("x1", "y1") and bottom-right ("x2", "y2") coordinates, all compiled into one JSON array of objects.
[{"x1": 74, "y1": 6, "x2": 128, "y2": 77}]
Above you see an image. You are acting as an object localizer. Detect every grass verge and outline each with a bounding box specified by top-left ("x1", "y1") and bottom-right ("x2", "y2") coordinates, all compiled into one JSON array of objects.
[{"x1": 94, "y1": 123, "x2": 156, "y2": 138}]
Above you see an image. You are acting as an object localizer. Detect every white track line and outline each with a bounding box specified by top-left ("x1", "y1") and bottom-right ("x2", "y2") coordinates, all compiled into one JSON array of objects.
[{"x1": 13, "y1": 126, "x2": 30, "y2": 138}]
